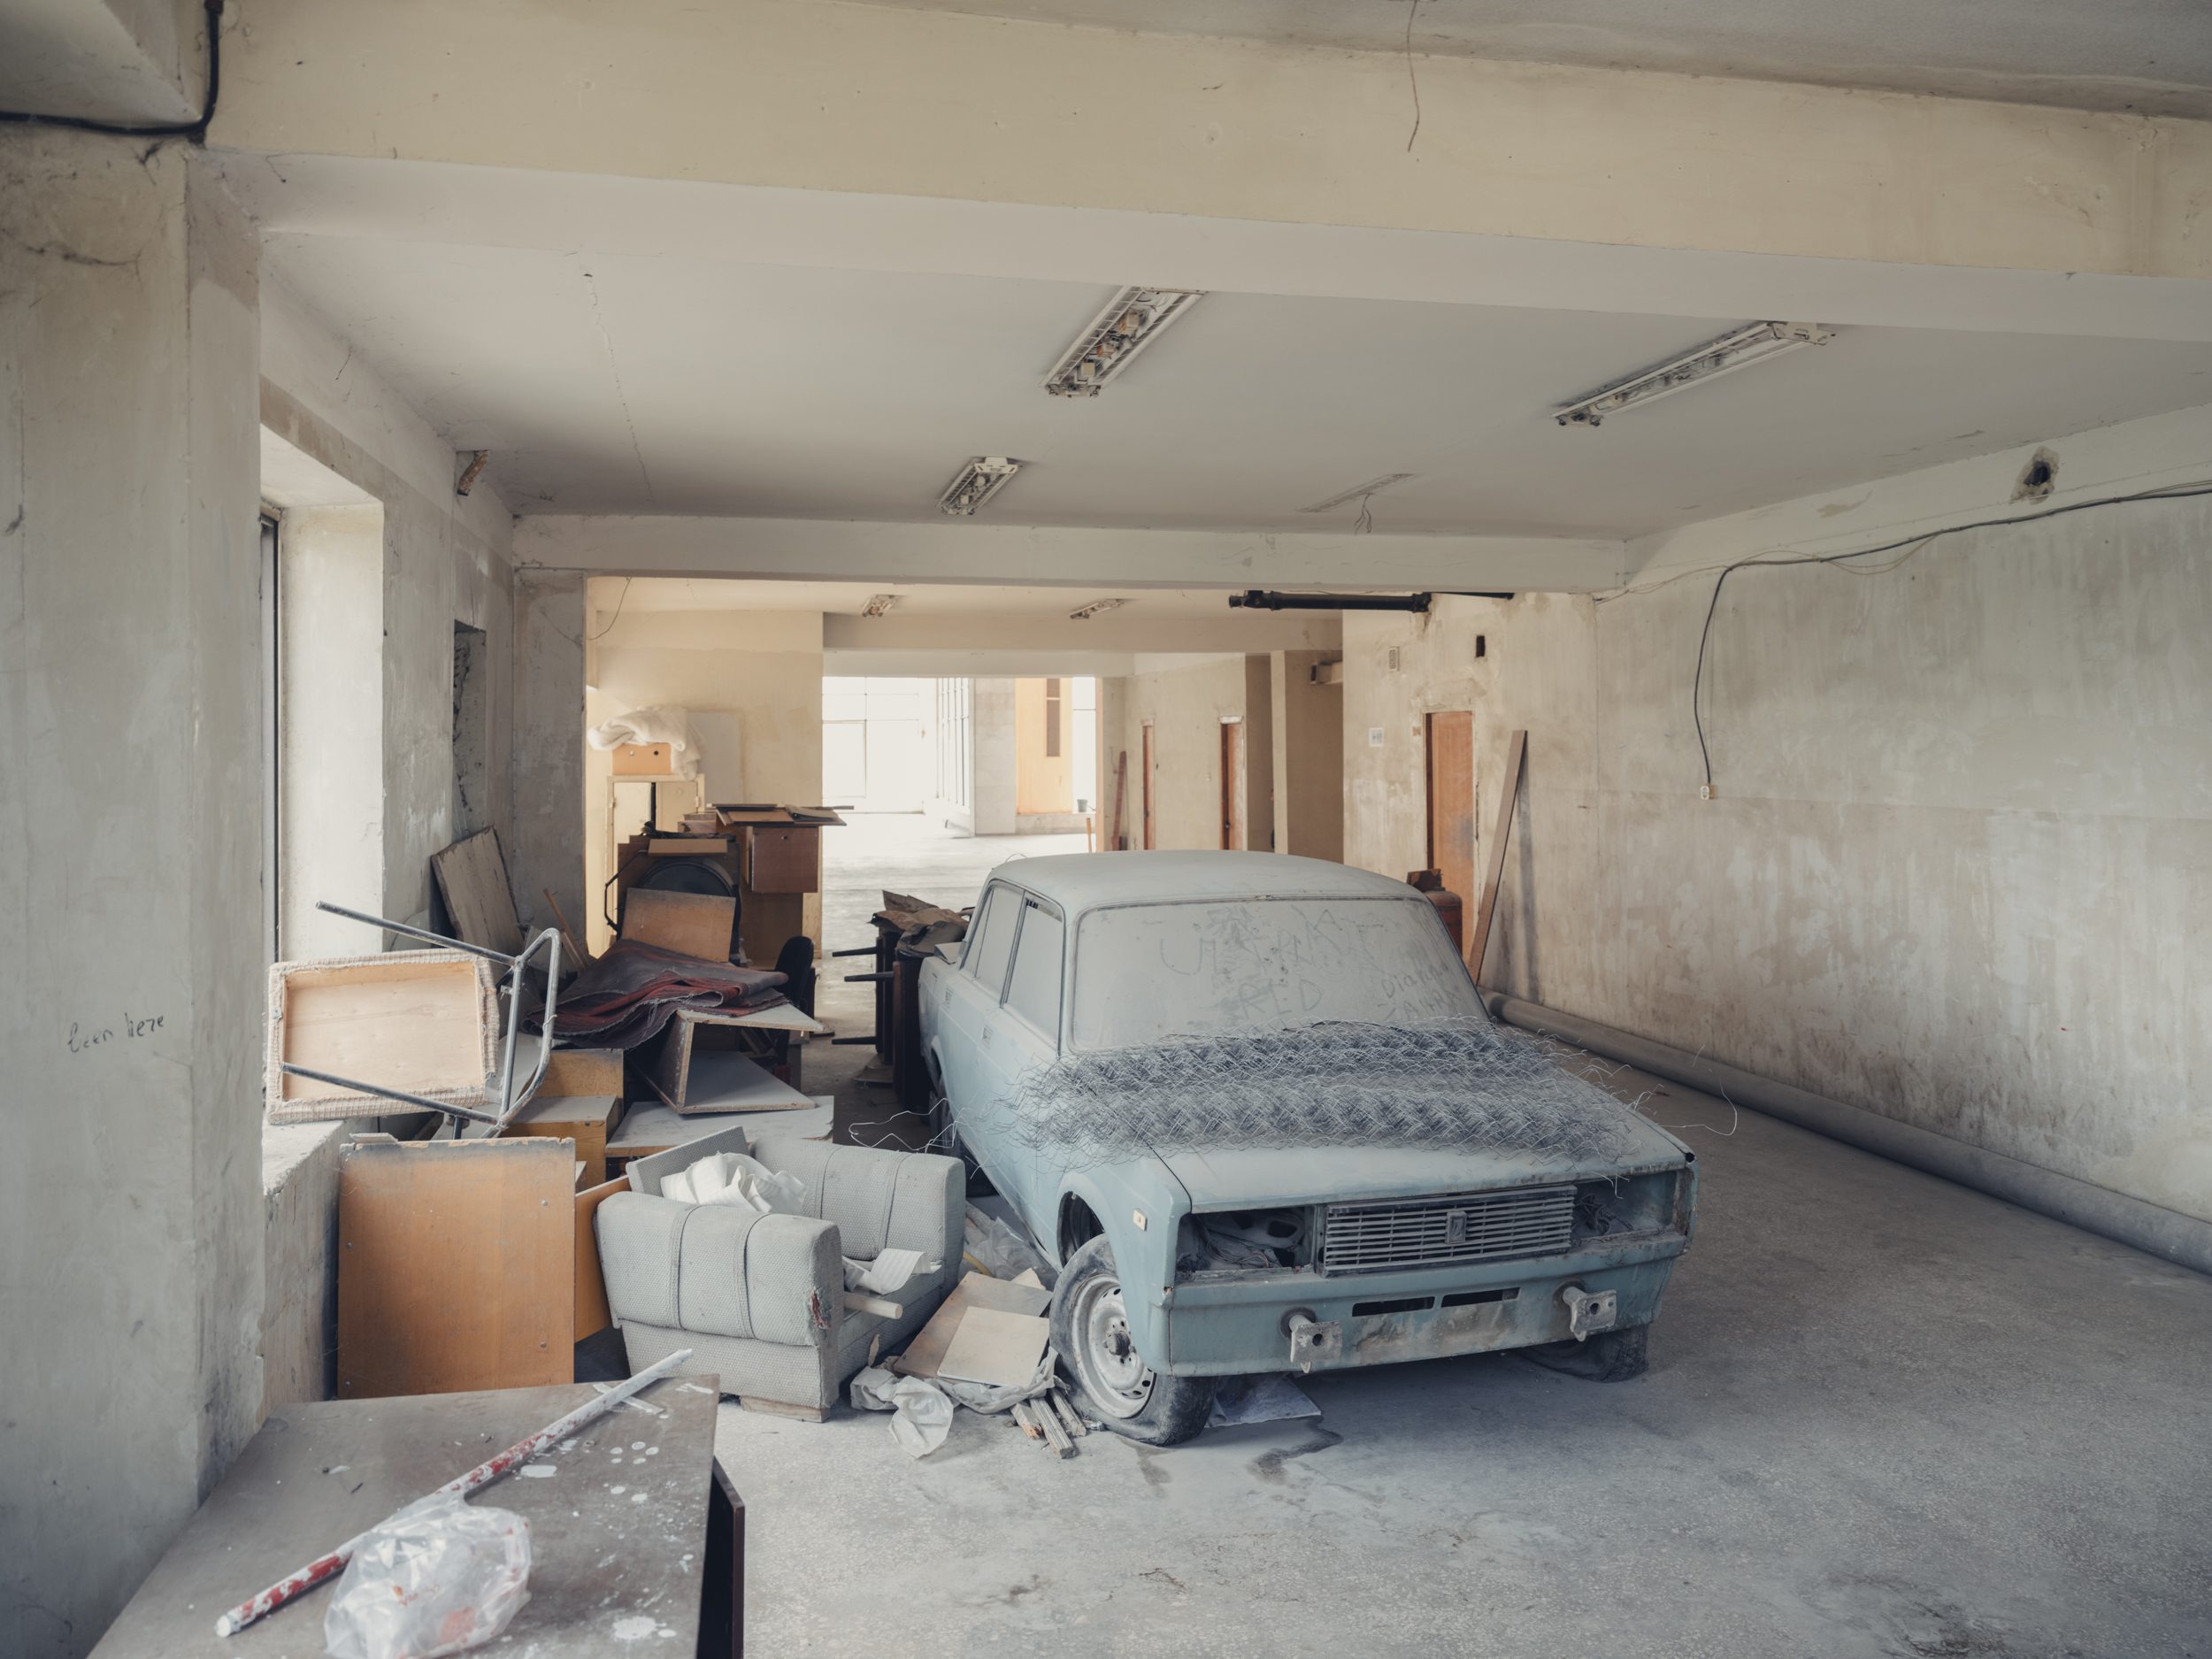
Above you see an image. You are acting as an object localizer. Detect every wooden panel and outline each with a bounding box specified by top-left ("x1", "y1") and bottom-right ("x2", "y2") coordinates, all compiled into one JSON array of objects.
[
  {"x1": 937, "y1": 1306, "x2": 1049, "y2": 1387},
  {"x1": 649, "y1": 836, "x2": 728, "y2": 855},
  {"x1": 429, "y1": 827, "x2": 526, "y2": 954},
  {"x1": 1425, "y1": 710, "x2": 1477, "y2": 936},
  {"x1": 748, "y1": 826, "x2": 820, "y2": 894},
  {"x1": 540, "y1": 1045, "x2": 625, "y2": 1099},
  {"x1": 647, "y1": 1010, "x2": 814, "y2": 1115},
  {"x1": 620, "y1": 887, "x2": 736, "y2": 961},
  {"x1": 336, "y1": 1138, "x2": 575, "y2": 1398},
  {"x1": 612, "y1": 741, "x2": 674, "y2": 775},
  {"x1": 737, "y1": 890, "x2": 804, "y2": 967},
  {"x1": 573, "y1": 1176, "x2": 626, "y2": 1338},
  {"x1": 1141, "y1": 723, "x2": 1156, "y2": 849},
  {"x1": 890, "y1": 1273, "x2": 1051, "y2": 1379},
  {"x1": 1220, "y1": 718, "x2": 1247, "y2": 850},
  {"x1": 502, "y1": 1094, "x2": 623, "y2": 1187},
  {"x1": 1468, "y1": 727, "x2": 1528, "y2": 986},
  {"x1": 267, "y1": 952, "x2": 495, "y2": 1120}
]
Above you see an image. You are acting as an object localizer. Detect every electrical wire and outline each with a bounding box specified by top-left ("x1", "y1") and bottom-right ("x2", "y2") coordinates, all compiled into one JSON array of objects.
[
  {"x1": 0, "y1": 0, "x2": 224, "y2": 140},
  {"x1": 586, "y1": 575, "x2": 635, "y2": 642},
  {"x1": 1678, "y1": 480, "x2": 2212, "y2": 793}
]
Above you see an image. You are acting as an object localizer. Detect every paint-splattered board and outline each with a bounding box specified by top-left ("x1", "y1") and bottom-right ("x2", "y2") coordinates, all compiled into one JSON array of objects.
[{"x1": 88, "y1": 1375, "x2": 733, "y2": 1657}]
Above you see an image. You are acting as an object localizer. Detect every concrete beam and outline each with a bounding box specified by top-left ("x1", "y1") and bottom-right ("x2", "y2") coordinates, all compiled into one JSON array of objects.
[
  {"x1": 822, "y1": 610, "x2": 1338, "y2": 656},
  {"x1": 515, "y1": 516, "x2": 1626, "y2": 595},
  {"x1": 211, "y1": 0, "x2": 2211, "y2": 280},
  {"x1": 223, "y1": 155, "x2": 2212, "y2": 344},
  {"x1": 0, "y1": 0, "x2": 204, "y2": 124}
]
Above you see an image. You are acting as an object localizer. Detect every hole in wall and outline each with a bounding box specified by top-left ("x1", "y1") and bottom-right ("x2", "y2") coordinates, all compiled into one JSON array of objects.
[
  {"x1": 2012, "y1": 447, "x2": 2058, "y2": 503},
  {"x1": 1475, "y1": 635, "x2": 1487, "y2": 659}
]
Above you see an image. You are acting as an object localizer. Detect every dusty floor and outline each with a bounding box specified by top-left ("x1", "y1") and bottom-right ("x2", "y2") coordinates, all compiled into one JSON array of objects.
[{"x1": 726, "y1": 818, "x2": 2212, "y2": 1656}]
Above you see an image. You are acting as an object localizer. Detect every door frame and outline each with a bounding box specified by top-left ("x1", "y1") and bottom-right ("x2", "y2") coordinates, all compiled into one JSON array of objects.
[
  {"x1": 1219, "y1": 716, "x2": 1247, "y2": 850},
  {"x1": 1141, "y1": 721, "x2": 1157, "y2": 849}
]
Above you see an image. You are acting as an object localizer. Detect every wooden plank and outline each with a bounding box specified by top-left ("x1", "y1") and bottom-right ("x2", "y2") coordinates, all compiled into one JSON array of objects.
[
  {"x1": 86, "y1": 1378, "x2": 723, "y2": 1659},
  {"x1": 429, "y1": 827, "x2": 526, "y2": 955},
  {"x1": 649, "y1": 836, "x2": 728, "y2": 855},
  {"x1": 336, "y1": 1138, "x2": 575, "y2": 1399},
  {"x1": 573, "y1": 1175, "x2": 626, "y2": 1338},
  {"x1": 608, "y1": 1100, "x2": 833, "y2": 1167},
  {"x1": 1049, "y1": 1390, "x2": 1087, "y2": 1439},
  {"x1": 1033, "y1": 1394, "x2": 1076, "y2": 1457},
  {"x1": 658, "y1": 1051, "x2": 813, "y2": 1116},
  {"x1": 620, "y1": 887, "x2": 736, "y2": 960},
  {"x1": 843, "y1": 1293, "x2": 903, "y2": 1319},
  {"x1": 266, "y1": 952, "x2": 495, "y2": 1121},
  {"x1": 938, "y1": 1306, "x2": 1049, "y2": 1387},
  {"x1": 1425, "y1": 710, "x2": 1477, "y2": 947},
  {"x1": 540, "y1": 1044, "x2": 625, "y2": 1099},
  {"x1": 1466, "y1": 727, "x2": 1528, "y2": 987},
  {"x1": 502, "y1": 1094, "x2": 621, "y2": 1187}
]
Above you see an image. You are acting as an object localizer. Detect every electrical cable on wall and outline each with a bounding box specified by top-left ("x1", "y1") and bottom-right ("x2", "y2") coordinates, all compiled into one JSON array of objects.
[
  {"x1": 1617, "y1": 480, "x2": 2212, "y2": 795},
  {"x1": 0, "y1": 0, "x2": 225, "y2": 140}
]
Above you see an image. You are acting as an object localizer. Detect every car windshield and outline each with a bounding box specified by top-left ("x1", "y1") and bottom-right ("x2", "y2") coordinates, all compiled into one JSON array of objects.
[{"x1": 1068, "y1": 895, "x2": 1486, "y2": 1050}]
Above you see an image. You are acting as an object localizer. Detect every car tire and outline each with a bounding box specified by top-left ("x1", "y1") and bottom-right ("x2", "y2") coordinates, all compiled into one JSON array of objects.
[
  {"x1": 1523, "y1": 1323, "x2": 1649, "y2": 1382},
  {"x1": 1050, "y1": 1235, "x2": 1215, "y2": 1447}
]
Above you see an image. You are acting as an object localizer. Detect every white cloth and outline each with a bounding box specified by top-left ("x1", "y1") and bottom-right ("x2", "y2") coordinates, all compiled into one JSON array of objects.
[
  {"x1": 849, "y1": 1366, "x2": 956, "y2": 1458},
  {"x1": 659, "y1": 1152, "x2": 805, "y2": 1214},
  {"x1": 843, "y1": 1248, "x2": 934, "y2": 1294},
  {"x1": 587, "y1": 704, "x2": 704, "y2": 779}
]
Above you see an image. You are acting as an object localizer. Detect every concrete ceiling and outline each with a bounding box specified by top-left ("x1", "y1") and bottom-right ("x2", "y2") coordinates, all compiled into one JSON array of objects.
[
  {"x1": 261, "y1": 233, "x2": 2212, "y2": 540},
  {"x1": 830, "y1": 0, "x2": 2212, "y2": 117},
  {"x1": 0, "y1": 0, "x2": 201, "y2": 123}
]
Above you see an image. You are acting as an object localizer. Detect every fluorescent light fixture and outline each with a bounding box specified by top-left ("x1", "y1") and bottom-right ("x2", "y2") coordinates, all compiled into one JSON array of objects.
[
  {"x1": 1068, "y1": 597, "x2": 1127, "y2": 621},
  {"x1": 861, "y1": 593, "x2": 900, "y2": 618},
  {"x1": 938, "y1": 456, "x2": 1024, "y2": 517},
  {"x1": 1299, "y1": 473, "x2": 1416, "y2": 515},
  {"x1": 1044, "y1": 287, "x2": 1205, "y2": 397},
  {"x1": 1555, "y1": 322, "x2": 1834, "y2": 427}
]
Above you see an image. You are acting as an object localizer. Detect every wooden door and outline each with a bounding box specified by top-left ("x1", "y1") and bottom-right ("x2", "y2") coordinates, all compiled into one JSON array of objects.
[
  {"x1": 1141, "y1": 723, "x2": 1157, "y2": 849},
  {"x1": 1220, "y1": 718, "x2": 1247, "y2": 849},
  {"x1": 1425, "y1": 711, "x2": 1476, "y2": 933}
]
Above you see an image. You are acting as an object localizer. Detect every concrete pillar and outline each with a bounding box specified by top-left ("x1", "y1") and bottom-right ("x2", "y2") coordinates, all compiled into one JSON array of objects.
[
  {"x1": 0, "y1": 131, "x2": 263, "y2": 1659},
  {"x1": 1271, "y1": 649, "x2": 1346, "y2": 862},
  {"x1": 1096, "y1": 675, "x2": 1132, "y2": 849},
  {"x1": 511, "y1": 570, "x2": 587, "y2": 941},
  {"x1": 972, "y1": 677, "x2": 1018, "y2": 836}
]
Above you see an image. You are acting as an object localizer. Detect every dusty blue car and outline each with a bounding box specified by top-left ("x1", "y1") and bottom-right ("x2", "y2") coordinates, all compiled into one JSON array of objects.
[{"x1": 919, "y1": 851, "x2": 1696, "y2": 1445}]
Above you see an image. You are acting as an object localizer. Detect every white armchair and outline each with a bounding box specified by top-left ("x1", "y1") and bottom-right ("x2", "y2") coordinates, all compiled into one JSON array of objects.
[{"x1": 595, "y1": 1129, "x2": 964, "y2": 1418}]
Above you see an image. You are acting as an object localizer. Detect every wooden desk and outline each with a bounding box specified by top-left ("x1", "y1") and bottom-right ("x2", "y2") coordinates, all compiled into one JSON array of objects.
[{"x1": 91, "y1": 1377, "x2": 741, "y2": 1657}]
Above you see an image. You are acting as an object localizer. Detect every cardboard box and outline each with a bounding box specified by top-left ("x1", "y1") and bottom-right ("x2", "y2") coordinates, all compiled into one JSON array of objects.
[{"x1": 613, "y1": 741, "x2": 674, "y2": 776}]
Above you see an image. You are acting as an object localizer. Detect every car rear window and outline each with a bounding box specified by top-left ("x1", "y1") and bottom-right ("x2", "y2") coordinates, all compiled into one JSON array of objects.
[{"x1": 1068, "y1": 895, "x2": 1485, "y2": 1050}]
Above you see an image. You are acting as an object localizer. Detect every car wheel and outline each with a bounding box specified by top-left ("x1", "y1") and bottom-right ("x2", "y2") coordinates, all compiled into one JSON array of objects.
[
  {"x1": 1523, "y1": 1323, "x2": 1648, "y2": 1382},
  {"x1": 1050, "y1": 1235, "x2": 1215, "y2": 1446},
  {"x1": 926, "y1": 1088, "x2": 995, "y2": 1196}
]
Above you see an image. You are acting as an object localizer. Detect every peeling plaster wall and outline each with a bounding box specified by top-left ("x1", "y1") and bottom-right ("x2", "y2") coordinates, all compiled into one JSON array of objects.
[
  {"x1": 1343, "y1": 407, "x2": 2212, "y2": 1223},
  {"x1": 0, "y1": 132, "x2": 263, "y2": 1659},
  {"x1": 260, "y1": 281, "x2": 518, "y2": 934},
  {"x1": 1117, "y1": 656, "x2": 1251, "y2": 850}
]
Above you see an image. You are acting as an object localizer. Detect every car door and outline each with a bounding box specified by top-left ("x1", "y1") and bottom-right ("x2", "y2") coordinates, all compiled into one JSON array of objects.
[
  {"x1": 933, "y1": 880, "x2": 1020, "y2": 1186},
  {"x1": 981, "y1": 893, "x2": 1067, "y2": 1229}
]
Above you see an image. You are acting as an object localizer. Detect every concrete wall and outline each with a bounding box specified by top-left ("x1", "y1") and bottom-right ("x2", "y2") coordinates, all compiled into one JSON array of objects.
[
  {"x1": 513, "y1": 571, "x2": 587, "y2": 945},
  {"x1": 1271, "y1": 649, "x2": 1344, "y2": 862},
  {"x1": 1342, "y1": 404, "x2": 2212, "y2": 1225},
  {"x1": 1116, "y1": 656, "x2": 1253, "y2": 850},
  {"x1": 0, "y1": 131, "x2": 264, "y2": 1659},
  {"x1": 261, "y1": 280, "x2": 518, "y2": 935}
]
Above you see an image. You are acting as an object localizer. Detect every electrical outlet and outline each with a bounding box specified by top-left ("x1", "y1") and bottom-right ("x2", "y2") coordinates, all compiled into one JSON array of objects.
[{"x1": 1699, "y1": 784, "x2": 1716, "y2": 801}]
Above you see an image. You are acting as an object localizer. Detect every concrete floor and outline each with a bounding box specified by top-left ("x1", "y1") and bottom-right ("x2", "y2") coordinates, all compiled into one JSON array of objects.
[{"x1": 722, "y1": 854, "x2": 2212, "y2": 1656}]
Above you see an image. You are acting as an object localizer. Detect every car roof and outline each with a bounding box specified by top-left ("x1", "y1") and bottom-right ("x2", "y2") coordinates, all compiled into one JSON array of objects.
[{"x1": 983, "y1": 851, "x2": 1422, "y2": 914}]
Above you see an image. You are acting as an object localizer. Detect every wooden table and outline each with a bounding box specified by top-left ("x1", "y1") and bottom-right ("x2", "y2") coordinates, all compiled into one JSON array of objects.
[{"x1": 91, "y1": 1376, "x2": 742, "y2": 1657}]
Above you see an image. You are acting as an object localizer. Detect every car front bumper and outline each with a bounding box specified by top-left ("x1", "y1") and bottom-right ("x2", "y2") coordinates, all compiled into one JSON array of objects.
[{"x1": 1136, "y1": 1228, "x2": 1689, "y2": 1377}]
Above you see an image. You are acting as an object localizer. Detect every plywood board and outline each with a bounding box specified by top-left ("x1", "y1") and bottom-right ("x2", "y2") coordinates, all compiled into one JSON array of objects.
[
  {"x1": 573, "y1": 1176, "x2": 626, "y2": 1338},
  {"x1": 609, "y1": 1100, "x2": 833, "y2": 1164},
  {"x1": 1468, "y1": 727, "x2": 1528, "y2": 985},
  {"x1": 540, "y1": 1044, "x2": 625, "y2": 1098},
  {"x1": 502, "y1": 1094, "x2": 623, "y2": 1187},
  {"x1": 748, "y1": 826, "x2": 819, "y2": 894},
  {"x1": 937, "y1": 1306, "x2": 1049, "y2": 1387},
  {"x1": 645, "y1": 1006, "x2": 814, "y2": 1114},
  {"x1": 429, "y1": 827, "x2": 526, "y2": 955},
  {"x1": 621, "y1": 887, "x2": 736, "y2": 961},
  {"x1": 336, "y1": 1137, "x2": 574, "y2": 1398},
  {"x1": 650, "y1": 836, "x2": 728, "y2": 855},
  {"x1": 891, "y1": 1272, "x2": 1050, "y2": 1379},
  {"x1": 265, "y1": 951, "x2": 495, "y2": 1122}
]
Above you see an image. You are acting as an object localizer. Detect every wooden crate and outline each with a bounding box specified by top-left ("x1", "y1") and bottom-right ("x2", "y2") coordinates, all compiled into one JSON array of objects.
[
  {"x1": 336, "y1": 1137, "x2": 575, "y2": 1398},
  {"x1": 747, "y1": 825, "x2": 820, "y2": 895},
  {"x1": 612, "y1": 741, "x2": 674, "y2": 776}
]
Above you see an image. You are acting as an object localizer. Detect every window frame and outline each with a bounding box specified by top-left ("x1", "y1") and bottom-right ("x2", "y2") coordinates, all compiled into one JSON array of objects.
[
  {"x1": 959, "y1": 880, "x2": 1020, "y2": 1000},
  {"x1": 1000, "y1": 894, "x2": 1068, "y2": 1048}
]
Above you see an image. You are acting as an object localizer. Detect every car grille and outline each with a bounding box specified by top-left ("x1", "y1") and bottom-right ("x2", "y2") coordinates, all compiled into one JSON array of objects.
[{"x1": 1318, "y1": 1185, "x2": 1578, "y2": 1275}]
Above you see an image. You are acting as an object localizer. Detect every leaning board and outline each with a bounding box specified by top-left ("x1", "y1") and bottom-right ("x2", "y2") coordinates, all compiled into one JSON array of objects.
[{"x1": 429, "y1": 826, "x2": 526, "y2": 954}]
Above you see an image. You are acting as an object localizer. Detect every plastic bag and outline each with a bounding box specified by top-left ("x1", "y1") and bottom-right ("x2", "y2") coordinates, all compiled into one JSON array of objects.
[
  {"x1": 964, "y1": 1205, "x2": 1051, "y2": 1285},
  {"x1": 324, "y1": 1494, "x2": 532, "y2": 1659},
  {"x1": 849, "y1": 1366, "x2": 956, "y2": 1458}
]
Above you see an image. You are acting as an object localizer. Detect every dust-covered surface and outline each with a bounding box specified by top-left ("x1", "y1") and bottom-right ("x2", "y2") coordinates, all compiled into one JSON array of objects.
[
  {"x1": 992, "y1": 1019, "x2": 1650, "y2": 1169},
  {"x1": 719, "y1": 1057, "x2": 2212, "y2": 1658}
]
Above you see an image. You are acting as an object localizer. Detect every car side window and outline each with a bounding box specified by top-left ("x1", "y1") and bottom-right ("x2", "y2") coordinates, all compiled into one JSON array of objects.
[
  {"x1": 1002, "y1": 901, "x2": 1065, "y2": 1042},
  {"x1": 963, "y1": 884, "x2": 1018, "y2": 998}
]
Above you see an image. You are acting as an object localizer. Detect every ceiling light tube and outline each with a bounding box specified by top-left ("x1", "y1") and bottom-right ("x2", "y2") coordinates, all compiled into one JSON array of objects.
[
  {"x1": 1068, "y1": 597, "x2": 1128, "y2": 621},
  {"x1": 938, "y1": 456, "x2": 1024, "y2": 517},
  {"x1": 1044, "y1": 287, "x2": 1205, "y2": 397},
  {"x1": 1555, "y1": 322, "x2": 1835, "y2": 428}
]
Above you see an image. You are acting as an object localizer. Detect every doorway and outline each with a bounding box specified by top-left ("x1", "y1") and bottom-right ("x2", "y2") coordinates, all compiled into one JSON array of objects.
[
  {"x1": 1141, "y1": 723, "x2": 1156, "y2": 849},
  {"x1": 1220, "y1": 717, "x2": 1247, "y2": 849},
  {"x1": 1425, "y1": 710, "x2": 1475, "y2": 949}
]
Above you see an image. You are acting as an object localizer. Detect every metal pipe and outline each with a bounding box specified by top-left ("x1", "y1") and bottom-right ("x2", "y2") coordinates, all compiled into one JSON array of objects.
[
  {"x1": 1485, "y1": 992, "x2": 2212, "y2": 1279},
  {"x1": 276, "y1": 1064, "x2": 501, "y2": 1126},
  {"x1": 1228, "y1": 589, "x2": 1432, "y2": 612},
  {"x1": 316, "y1": 900, "x2": 513, "y2": 965}
]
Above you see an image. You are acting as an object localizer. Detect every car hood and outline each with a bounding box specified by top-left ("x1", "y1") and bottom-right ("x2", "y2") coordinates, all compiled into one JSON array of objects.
[{"x1": 1158, "y1": 1116, "x2": 1687, "y2": 1210}]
